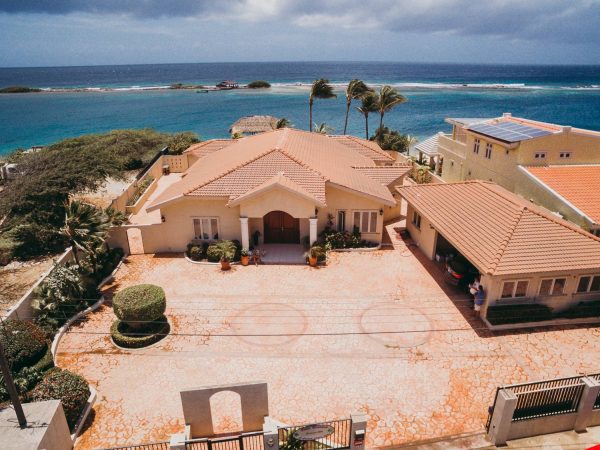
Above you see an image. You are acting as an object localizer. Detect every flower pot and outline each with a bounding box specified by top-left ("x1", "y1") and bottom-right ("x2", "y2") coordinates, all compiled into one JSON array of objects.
[
  {"x1": 308, "y1": 256, "x2": 318, "y2": 267},
  {"x1": 241, "y1": 255, "x2": 249, "y2": 266},
  {"x1": 220, "y1": 260, "x2": 231, "y2": 271}
]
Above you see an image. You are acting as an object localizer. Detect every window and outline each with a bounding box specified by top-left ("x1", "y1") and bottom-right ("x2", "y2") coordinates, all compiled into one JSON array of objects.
[
  {"x1": 473, "y1": 139, "x2": 480, "y2": 154},
  {"x1": 485, "y1": 143, "x2": 492, "y2": 159},
  {"x1": 353, "y1": 210, "x2": 378, "y2": 233},
  {"x1": 559, "y1": 151, "x2": 572, "y2": 159},
  {"x1": 337, "y1": 210, "x2": 346, "y2": 232},
  {"x1": 501, "y1": 280, "x2": 529, "y2": 298},
  {"x1": 193, "y1": 217, "x2": 219, "y2": 240},
  {"x1": 577, "y1": 275, "x2": 600, "y2": 293},
  {"x1": 412, "y1": 211, "x2": 422, "y2": 230},
  {"x1": 539, "y1": 278, "x2": 566, "y2": 296},
  {"x1": 534, "y1": 152, "x2": 547, "y2": 159}
]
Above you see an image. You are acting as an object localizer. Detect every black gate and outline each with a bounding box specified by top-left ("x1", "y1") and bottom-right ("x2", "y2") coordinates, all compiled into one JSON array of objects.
[
  {"x1": 186, "y1": 432, "x2": 264, "y2": 450},
  {"x1": 278, "y1": 419, "x2": 352, "y2": 450}
]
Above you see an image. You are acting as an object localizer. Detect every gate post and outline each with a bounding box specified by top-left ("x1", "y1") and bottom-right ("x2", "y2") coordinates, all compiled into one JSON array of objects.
[
  {"x1": 486, "y1": 388, "x2": 517, "y2": 446},
  {"x1": 350, "y1": 413, "x2": 367, "y2": 450},
  {"x1": 263, "y1": 418, "x2": 279, "y2": 450},
  {"x1": 574, "y1": 377, "x2": 600, "y2": 432}
]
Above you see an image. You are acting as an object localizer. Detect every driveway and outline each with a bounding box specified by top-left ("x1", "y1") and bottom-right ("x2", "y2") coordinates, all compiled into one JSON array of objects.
[{"x1": 57, "y1": 239, "x2": 600, "y2": 449}]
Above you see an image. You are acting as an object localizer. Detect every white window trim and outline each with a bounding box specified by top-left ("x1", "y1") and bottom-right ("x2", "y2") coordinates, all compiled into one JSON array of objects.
[
  {"x1": 485, "y1": 143, "x2": 492, "y2": 159},
  {"x1": 353, "y1": 210, "x2": 378, "y2": 234},
  {"x1": 576, "y1": 274, "x2": 600, "y2": 293},
  {"x1": 192, "y1": 216, "x2": 220, "y2": 240},
  {"x1": 336, "y1": 210, "x2": 347, "y2": 232},
  {"x1": 534, "y1": 151, "x2": 547, "y2": 159},
  {"x1": 539, "y1": 277, "x2": 567, "y2": 296},
  {"x1": 473, "y1": 138, "x2": 480, "y2": 154},
  {"x1": 500, "y1": 280, "x2": 529, "y2": 298}
]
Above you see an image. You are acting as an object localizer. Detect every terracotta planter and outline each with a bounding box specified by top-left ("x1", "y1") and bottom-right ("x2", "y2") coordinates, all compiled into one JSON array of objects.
[
  {"x1": 241, "y1": 255, "x2": 249, "y2": 266},
  {"x1": 308, "y1": 256, "x2": 318, "y2": 267},
  {"x1": 220, "y1": 260, "x2": 231, "y2": 271}
]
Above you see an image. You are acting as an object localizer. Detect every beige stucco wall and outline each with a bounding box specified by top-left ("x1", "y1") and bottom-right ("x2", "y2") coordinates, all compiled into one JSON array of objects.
[
  {"x1": 405, "y1": 203, "x2": 437, "y2": 259},
  {"x1": 239, "y1": 189, "x2": 316, "y2": 218}
]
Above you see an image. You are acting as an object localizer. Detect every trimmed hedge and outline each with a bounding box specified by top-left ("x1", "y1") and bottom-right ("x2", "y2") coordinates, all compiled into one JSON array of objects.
[
  {"x1": 247, "y1": 80, "x2": 271, "y2": 88},
  {"x1": 110, "y1": 316, "x2": 170, "y2": 349},
  {"x1": 113, "y1": 284, "x2": 166, "y2": 326},
  {"x1": 30, "y1": 367, "x2": 90, "y2": 430},
  {"x1": 0, "y1": 320, "x2": 48, "y2": 371},
  {"x1": 486, "y1": 304, "x2": 554, "y2": 325}
]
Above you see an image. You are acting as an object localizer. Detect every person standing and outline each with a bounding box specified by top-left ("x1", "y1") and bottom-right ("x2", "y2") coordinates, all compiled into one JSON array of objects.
[{"x1": 474, "y1": 285, "x2": 485, "y2": 316}]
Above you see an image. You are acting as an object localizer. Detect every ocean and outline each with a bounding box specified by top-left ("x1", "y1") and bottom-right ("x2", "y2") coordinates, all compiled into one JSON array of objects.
[{"x1": 0, "y1": 61, "x2": 599, "y2": 155}]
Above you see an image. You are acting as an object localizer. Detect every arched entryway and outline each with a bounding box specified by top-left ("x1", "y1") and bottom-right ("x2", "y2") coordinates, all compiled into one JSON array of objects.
[{"x1": 263, "y1": 211, "x2": 300, "y2": 244}]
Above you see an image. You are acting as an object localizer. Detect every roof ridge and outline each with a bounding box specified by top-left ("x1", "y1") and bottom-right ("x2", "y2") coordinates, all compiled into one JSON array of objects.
[
  {"x1": 344, "y1": 135, "x2": 394, "y2": 160},
  {"x1": 277, "y1": 147, "x2": 329, "y2": 182},
  {"x1": 184, "y1": 147, "x2": 280, "y2": 195},
  {"x1": 486, "y1": 208, "x2": 525, "y2": 275}
]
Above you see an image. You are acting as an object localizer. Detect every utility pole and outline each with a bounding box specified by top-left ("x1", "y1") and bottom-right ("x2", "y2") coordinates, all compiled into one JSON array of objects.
[{"x1": 0, "y1": 336, "x2": 27, "y2": 428}]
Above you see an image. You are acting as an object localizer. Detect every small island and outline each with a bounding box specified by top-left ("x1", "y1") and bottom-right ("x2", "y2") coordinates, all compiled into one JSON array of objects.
[
  {"x1": 247, "y1": 80, "x2": 271, "y2": 89},
  {"x1": 0, "y1": 86, "x2": 42, "y2": 93}
]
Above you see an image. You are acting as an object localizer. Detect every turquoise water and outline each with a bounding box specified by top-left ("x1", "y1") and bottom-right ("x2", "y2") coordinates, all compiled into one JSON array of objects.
[{"x1": 1, "y1": 62, "x2": 599, "y2": 154}]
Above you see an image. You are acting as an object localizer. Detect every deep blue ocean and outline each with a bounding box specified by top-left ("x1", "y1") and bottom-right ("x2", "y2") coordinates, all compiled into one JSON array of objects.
[{"x1": 0, "y1": 61, "x2": 599, "y2": 155}]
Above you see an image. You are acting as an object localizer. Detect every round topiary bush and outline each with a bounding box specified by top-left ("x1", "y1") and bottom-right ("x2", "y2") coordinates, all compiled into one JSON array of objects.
[
  {"x1": 0, "y1": 320, "x2": 48, "y2": 371},
  {"x1": 110, "y1": 315, "x2": 170, "y2": 349},
  {"x1": 112, "y1": 284, "x2": 166, "y2": 329},
  {"x1": 30, "y1": 367, "x2": 90, "y2": 430}
]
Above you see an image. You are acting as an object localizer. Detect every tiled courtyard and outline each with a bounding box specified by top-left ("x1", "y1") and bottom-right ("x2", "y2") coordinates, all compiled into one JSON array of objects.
[{"x1": 57, "y1": 238, "x2": 600, "y2": 449}]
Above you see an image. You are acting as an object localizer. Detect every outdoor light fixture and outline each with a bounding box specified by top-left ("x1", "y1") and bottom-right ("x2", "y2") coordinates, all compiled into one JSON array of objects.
[
  {"x1": 379, "y1": 208, "x2": 384, "y2": 215},
  {"x1": 315, "y1": 207, "x2": 319, "y2": 215},
  {"x1": 161, "y1": 216, "x2": 166, "y2": 223}
]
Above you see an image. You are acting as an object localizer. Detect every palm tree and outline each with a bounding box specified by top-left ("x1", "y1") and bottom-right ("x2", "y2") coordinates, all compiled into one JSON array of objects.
[
  {"x1": 61, "y1": 201, "x2": 110, "y2": 266},
  {"x1": 313, "y1": 122, "x2": 334, "y2": 135},
  {"x1": 309, "y1": 79, "x2": 336, "y2": 132},
  {"x1": 377, "y1": 85, "x2": 407, "y2": 129},
  {"x1": 275, "y1": 117, "x2": 292, "y2": 129},
  {"x1": 355, "y1": 92, "x2": 379, "y2": 140},
  {"x1": 343, "y1": 79, "x2": 371, "y2": 135}
]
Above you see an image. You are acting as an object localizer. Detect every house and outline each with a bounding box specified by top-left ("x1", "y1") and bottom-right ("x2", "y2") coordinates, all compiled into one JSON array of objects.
[
  {"x1": 396, "y1": 180, "x2": 600, "y2": 318},
  {"x1": 216, "y1": 80, "x2": 239, "y2": 89},
  {"x1": 229, "y1": 115, "x2": 279, "y2": 136},
  {"x1": 424, "y1": 114, "x2": 600, "y2": 230},
  {"x1": 116, "y1": 128, "x2": 410, "y2": 254}
]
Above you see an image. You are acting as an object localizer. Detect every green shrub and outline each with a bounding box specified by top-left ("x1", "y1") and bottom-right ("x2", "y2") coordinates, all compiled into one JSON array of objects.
[
  {"x1": 0, "y1": 234, "x2": 17, "y2": 265},
  {"x1": 30, "y1": 368, "x2": 90, "y2": 430},
  {"x1": 486, "y1": 304, "x2": 554, "y2": 325},
  {"x1": 0, "y1": 367, "x2": 45, "y2": 402},
  {"x1": 112, "y1": 284, "x2": 166, "y2": 328},
  {"x1": 189, "y1": 245, "x2": 203, "y2": 261},
  {"x1": 558, "y1": 301, "x2": 600, "y2": 319},
  {"x1": 0, "y1": 320, "x2": 48, "y2": 372},
  {"x1": 247, "y1": 80, "x2": 271, "y2": 89},
  {"x1": 126, "y1": 176, "x2": 154, "y2": 206},
  {"x1": 206, "y1": 243, "x2": 221, "y2": 262},
  {"x1": 90, "y1": 246, "x2": 124, "y2": 282},
  {"x1": 8, "y1": 224, "x2": 67, "y2": 260},
  {"x1": 110, "y1": 315, "x2": 170, "y2": 348},
  {"x1": 206, "y1": 240, "x2": 238, "y2": 262}
]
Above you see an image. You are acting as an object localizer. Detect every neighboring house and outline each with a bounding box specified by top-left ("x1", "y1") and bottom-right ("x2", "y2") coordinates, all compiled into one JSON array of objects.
[
  {"x1": 422, "y1": 113, "x2": 600, "y2": 231},
  {"x1": 396, "y1": 180, "x2": 600, "y2": 318},
  {"x1": 229, "y1": 115, "x2": 279, "y2": 136},
  {"x1": 116, "y1": 128, "x2": 410, "y2": 253},
  {"x1": 216, "y1": 80, "x2": 239, "y2": 89}
]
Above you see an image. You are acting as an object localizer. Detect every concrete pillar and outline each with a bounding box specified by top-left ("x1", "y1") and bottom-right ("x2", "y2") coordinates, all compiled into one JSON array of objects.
[
  {"x1": 350, "y1": 413, "x2": 367, "y2": 450},
  {"x1": 309, "y1": 217, "x2": 318, "y2": 246},
  {"x1": 434, "y1": 156, "x2": 441, "y2": 175},
  {"x1": 486, "y1": 388, "x2": 518, "y2": 446},
  {"x1": 240, "y1": 217, "x2": 250, "y2": 250},
  {"x1": 170, "y1": 425, "x2": 190, "y2": 450},
  {"x1": 263, "y1": 417, "x2": 279, "y2": 450},
  {"x1": 574, "y1": 377, "x2": 600, "y2": 432}
]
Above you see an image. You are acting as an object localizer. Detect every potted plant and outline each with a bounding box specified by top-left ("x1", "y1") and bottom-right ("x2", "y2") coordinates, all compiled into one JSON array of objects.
[
  {"x1": 241, "y1": 248, "x2": 249, "y2": 266},
  {"x1": 305, "y1": 245, "x2": 325, "y2": 267},
  {"x1": 211, "y1": 240, "x2": 236, "y2": 270}
]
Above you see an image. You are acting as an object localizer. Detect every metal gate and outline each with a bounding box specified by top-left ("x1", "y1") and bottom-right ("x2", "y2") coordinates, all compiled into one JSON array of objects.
[
  {"x1": 278, "y1": 419, "x2": 352, "y2": 450},
  {"x1": 186, "y1": 431, "x2": 264, "y2": 450}
]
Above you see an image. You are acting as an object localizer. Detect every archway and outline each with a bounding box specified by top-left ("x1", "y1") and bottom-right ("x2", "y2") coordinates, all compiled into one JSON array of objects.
[
  {"x1": 263, "y1": 211, "x2": 300, "y2": 244},
  {"x1": 209, "y1": 390, "x2": 243, "y2": 434},
  {"x1": 127, "y1": 228, "x2": 144, "y2": 254}
]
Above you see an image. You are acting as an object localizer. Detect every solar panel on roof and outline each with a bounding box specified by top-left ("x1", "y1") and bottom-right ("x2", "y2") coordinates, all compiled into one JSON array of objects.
[{"x1": 467, "y1": 121, "x2": 553, "y2": 143}]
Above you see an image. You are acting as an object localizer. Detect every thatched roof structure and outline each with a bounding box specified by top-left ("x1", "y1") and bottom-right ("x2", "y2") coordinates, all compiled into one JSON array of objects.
[{"x1": 230, "y1": 115, "x2": 279, "y2": 135}]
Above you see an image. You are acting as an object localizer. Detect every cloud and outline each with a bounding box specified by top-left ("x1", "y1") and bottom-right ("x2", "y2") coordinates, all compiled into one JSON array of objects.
[{"x1": 1, "y1": 0, "x2": 598, "y2": 44}]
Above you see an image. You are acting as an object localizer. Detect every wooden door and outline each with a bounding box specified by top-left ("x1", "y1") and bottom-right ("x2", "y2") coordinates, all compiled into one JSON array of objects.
[{"x1": 264, "y1": 211, "x2": 300, "y2": 244}]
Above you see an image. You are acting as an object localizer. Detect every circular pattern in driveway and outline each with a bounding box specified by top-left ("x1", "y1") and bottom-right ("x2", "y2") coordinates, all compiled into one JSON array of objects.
[
  {"x1": 231, "y1": 302, "x2": 307, "y2": 346},
  {"x1": 360, "y1": 303, "x2": 432, "y2": 348}
]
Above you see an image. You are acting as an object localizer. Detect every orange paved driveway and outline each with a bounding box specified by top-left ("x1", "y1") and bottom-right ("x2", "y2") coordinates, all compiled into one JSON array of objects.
[{"x1": 57, "y1": 244, "x2": 600, "y2": 449}]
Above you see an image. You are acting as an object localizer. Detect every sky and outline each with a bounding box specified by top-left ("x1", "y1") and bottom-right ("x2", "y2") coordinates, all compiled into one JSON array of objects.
[{"x1": 0, "y1": 0, "x2": 599, "y2": 67}]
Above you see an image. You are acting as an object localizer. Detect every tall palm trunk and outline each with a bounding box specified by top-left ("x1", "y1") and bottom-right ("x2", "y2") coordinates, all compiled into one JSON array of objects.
[
  {"x1": 343, "y1": 101, "x2": 351, "y2": 135},
  {"x1": 309, "y1": 98, "x2": 313, "y2": 132},
  {"x1": 379, "y1": 112, "x2": 384, "y2": 130},
  {"x1": 365, "y1": 113, "x2": 369, "y2": 140}
]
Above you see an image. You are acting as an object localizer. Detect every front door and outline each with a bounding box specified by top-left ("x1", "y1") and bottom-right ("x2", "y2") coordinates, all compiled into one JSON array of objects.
[{"x1": 264, "y1": 211, "x2": 300, "y2": 244}]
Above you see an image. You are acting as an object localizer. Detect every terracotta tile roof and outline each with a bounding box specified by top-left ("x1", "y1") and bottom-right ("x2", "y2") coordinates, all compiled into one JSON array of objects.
[
  {"x1": 396, "y1": 181, "x2": 600, "y2": 276},
  {"x1": 521, "y1": 165, "x2": 600, "y2": 224},
  {"x1": 330, "y1": 135, "x2": 394, "y2": 163},
  {"x1": 353, "y1": 165, "x2": 411, "y2": 187},
  {"x1": 184, "y1": 139, "x2": 234, "y2": 159},
  {"x1": 148, "y1": 128, "x2": 396, "y2": 211},
  {"x1": 228, "y1": 171, "x2": 325, "y2": 207}
]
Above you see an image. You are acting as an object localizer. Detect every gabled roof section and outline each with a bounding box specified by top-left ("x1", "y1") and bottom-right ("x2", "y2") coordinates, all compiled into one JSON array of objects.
[
  {"x1": 147, "y1": 128, "x2": 396, "y2": 211},
  {"x1": 330, "y1": 135, "x2": 394, "y2": 163},
  {"x1": 396, "y1": 181, "x2": 600, "y2": 276},
  {"x1": 184, "y1": 139, "x2": 234, "y2": 160},
  {"x1": 520, "y1": 165, "x2": 600, "y2": 225},
  {"x1": 415, "y1": 133, "x2": 441, "y2": 157},
  {"x1": 353, "y1": 165, "x2": 411, "y2": 187},
  {"x1": 228, "y1": 172, "x2": 325, "y2": 207}
]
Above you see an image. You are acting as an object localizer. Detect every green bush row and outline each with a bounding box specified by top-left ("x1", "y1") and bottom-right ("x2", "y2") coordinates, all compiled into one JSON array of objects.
[{"x1": 110, "y1": 316, "x2": 170, "y2": 349}]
